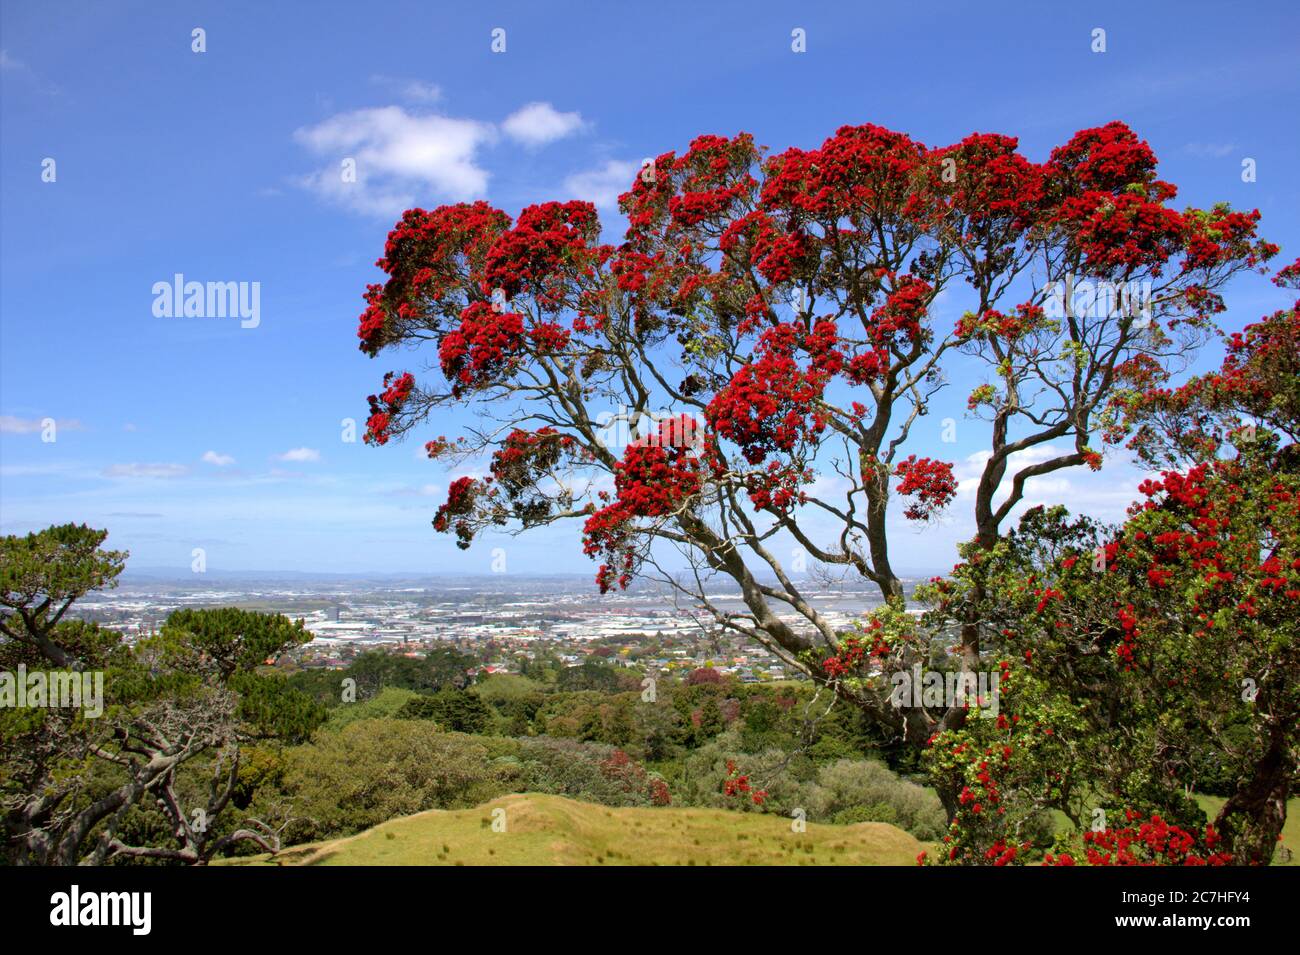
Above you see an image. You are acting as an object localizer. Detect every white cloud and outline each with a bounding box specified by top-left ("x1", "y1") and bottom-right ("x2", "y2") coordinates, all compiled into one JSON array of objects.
[
  {"x1": 953, "y1": 445, "x2": 1062, "y2": 498},
  {"x1": 0, "y1": 415, "x2": 83, "y2": 434},
  {"x1": 369, "y1": 75, "x2": 443, "y2": 103},
  {"x1": 1184, "y1": 142, "x2": 1237, "y2": 158},
  {"x1": 945, "y1": 444, "x2": 1158, "y2": 528},
  {"x1": 277, "y1": 447, "x2": 321, "y2": 463},
  {"x1": 0, "y1": 462, "x2": 93, "y2": 479},
  {"x1": 389, "y1": 483, "x2": 441, "y2": 497},
  {"x1": 294, "y1": 106, "x2": 496, "y2": 217},
  {"x1": 806, "y1": 471, "x2": 854, "y2": 501},
  {"x1": 563, "y1": 159, "x2": 639, "y2": 210},
  {"x1": 399, "y1": 81, "x2": 442, "y2": 103},
  {"x1": 0, "y1": 49, "x2": 56, "y2": 94},
  {"x1": 502, "y1": 102, "x2": 585, "y2": 147},
  {"x1": 103, "y1": 463, "x2": 188, "y2": 479},
  {"x1": 201, "y1": 450, "x2": 235, "y2": 467}
]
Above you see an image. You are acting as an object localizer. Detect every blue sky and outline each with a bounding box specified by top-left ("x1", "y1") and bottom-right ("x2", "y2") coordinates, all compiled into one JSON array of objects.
[{"x1": 1, "y1": 0, "x2": 1297, "y2": 576}]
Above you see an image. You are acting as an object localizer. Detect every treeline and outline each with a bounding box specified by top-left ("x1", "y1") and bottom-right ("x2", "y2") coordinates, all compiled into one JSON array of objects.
[{"x1": 257, "y1": 651, "x2": 946, "y2": 846}]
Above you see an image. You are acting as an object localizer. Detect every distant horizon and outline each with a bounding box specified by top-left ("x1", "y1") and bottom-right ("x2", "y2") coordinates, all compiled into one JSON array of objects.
[{"x1": 117, "y1": 565, "x2": 949, "y2": 582}]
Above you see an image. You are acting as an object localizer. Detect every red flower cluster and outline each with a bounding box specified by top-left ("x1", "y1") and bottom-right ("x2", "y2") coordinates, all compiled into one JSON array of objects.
[
  {"x1": 1274, "y1": 255, "x2": 1300, "y2": 288},
  {"x1": 612, "y1": 441, "x2": 702, "y2": 519},
  {"x1": 1044, "y1": 123, "x2": 1273, "y2": 279},
  {"x1": 870, "y1": 275, "x2": 931, "y2": 347},
  {"x1": 936, "y1": 132, "x2": 1045, "y2": 231},
  {"x1": 598, "y1": 749, "x2": 672, "y2": 806},
  {"x1": 363, "y1": 371, "x2": 415, "y2": 445},
  {"x1": 529, "y1": 321, "x2": 571, "y2": 354},
  {"x1": 822, "y1": 621, "x2": 890, "y2": 677},
  {"x1": 1048, "y1": 121, "x2": 1160, "y2": 195},
  {"x1": 719, "y1": 211, "x2": 812, "y2": 285},
  {"x1": 706, "y1": 322, "x2": 832, "y2": 465},
  {"x1": 894, "y1": 455, "x2": 958, "y2": 521},
  {"x1": 983, "y1": 839, "x2": 1020, "y2": 866},
  {"x1": 438, "y1": 302, "x2": 525, "y2": 395},
  {"x1": 582, "y1": 425, "x2": 704, "y2": 592},
  {"x1": 664, "y1": 134, "x2": 759, "y2": 229},
  {"x1": 484, "y1": 200, "x2": 600, "y2": 310},
  {"x1": 358, "y1": 202, "x2": 511, "y2": 356},
  {"x1": 432, "y1": 476, "x2": 483, "y2": 549},
  {"x1": 761, "y1": 123, "x2": 932, "y2": 223},
  {"x1": 1183, "y1": 207, "x2": 1268, "y2": 272},
  {"x1": 357, "y1": 283, "x2": 388, "y2": 355},
  {"x1": 1059, "y1": 191, "x2": 1185, "y2": 276},
  {"x1": 487, "y1": 427, "x2": 576, "y2": 522},
  {"x1": 1061, "y1": 811, "x2": 1231, "y2": 866},
  {"x1": 954, "y1": 303, "x2": 1045, "y2": 343},
  {"x1": 721, "y1": 760, "x2": 767, "y2": 805}
]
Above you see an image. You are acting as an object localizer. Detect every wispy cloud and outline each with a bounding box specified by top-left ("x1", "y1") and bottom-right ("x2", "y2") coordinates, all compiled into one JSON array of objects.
[
  {"x1": 389, "y1": 483, "x2": 441, "y2": 497},
  {"x1": 0, "y1": 48, "x2": 57, "y2": 94},
  {"x1": 0, "y1": 415, "x2": 84, "y2": 434},
  {"x1": 502, "y1": 101, "x2": 585, "y2": 147},
  {"x1": 563, "y1": 159, "x2": 639, "y2": 210},
  {"x1": 201, "y1": 450, "x2": 235, "y2": 467},
  {"x1": 369, "y1": 75, "x2": 443, "y2": 104},
  {"x1": 1184, "y1": 142, "x2": 1237, "y2": 158},
  {"x1": 276, "y1": 447, "x2": 321, "y2": 463},
  {"x1": 0, "y1": 462, "x2": 96, "y2": 479},
  {"x1": 103, "y1": 463, "x2": 189, "y2": 479}
]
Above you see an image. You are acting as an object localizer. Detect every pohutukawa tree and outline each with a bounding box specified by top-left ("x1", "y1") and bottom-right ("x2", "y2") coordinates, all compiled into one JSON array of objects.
[
  {"x1": 354, "y1": 121, "x2": 1277, "y2": 799},
  {"x1": 920, "y1": 270, "x2": 1299, "y2": 864}
]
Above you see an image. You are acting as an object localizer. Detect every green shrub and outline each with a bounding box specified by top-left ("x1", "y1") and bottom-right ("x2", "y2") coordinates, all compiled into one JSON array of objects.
[
  {"x1": 832, "y1": 803, "x2": 898, "y2": 826},
  {"x1": 514, "y1": 738, "x2": 653, "y2": 807},
  {"x1": 806, "y1": 759, "x2": 947, "y2": 840},
  {"x1": 282, "y1": 719, "x2": 512, "y2": 841},
  {"x1": 396, "y1": 689, "x2": 494, "y2": 734},
  {"x1": 323, "y1": 687, "x2": 419, "y2": 731}
]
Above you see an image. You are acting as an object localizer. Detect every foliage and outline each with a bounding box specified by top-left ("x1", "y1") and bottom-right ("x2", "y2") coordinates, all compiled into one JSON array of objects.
[
  {"x1": 1, "y1": 525, "x2": 325, "y2": 864},
  {"x1": 279, "y1": 720, "x2": 510, "y2": 842}
]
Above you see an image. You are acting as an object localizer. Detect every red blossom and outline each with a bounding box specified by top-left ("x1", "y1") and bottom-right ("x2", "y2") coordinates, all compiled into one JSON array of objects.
[{"x1": 894, "y1": 455, "x2": 958, "y2": 521}]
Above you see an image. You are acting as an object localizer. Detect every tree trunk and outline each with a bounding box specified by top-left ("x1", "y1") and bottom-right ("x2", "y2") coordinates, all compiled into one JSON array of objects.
[{"x1": 1213, "y1": 726, "x2": 1292, "y2": 865}]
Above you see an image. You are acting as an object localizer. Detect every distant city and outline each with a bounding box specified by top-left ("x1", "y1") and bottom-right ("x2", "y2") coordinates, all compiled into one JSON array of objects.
[{"x1": 73, "y1": 572, "x2": 935, "y2": 683}]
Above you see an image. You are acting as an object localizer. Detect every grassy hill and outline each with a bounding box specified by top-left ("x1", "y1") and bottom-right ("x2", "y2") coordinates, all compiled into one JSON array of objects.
[
  {"x1": 225, "y1": 792, "x2": 1299, "y2": 867},
  {"x1": 227, "y1": 793, "x2": 925, "y2": 866}
]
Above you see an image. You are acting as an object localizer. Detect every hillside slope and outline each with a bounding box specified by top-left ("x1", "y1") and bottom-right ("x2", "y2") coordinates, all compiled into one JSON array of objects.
[{"x1": 229, "y1": 793, "x2": 925, "y2": 866}]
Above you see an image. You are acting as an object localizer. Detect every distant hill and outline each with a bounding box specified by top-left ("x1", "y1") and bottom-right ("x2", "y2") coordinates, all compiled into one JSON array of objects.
[{"x1": 225, "y1": 793, "x2": 925, "y2": 866}]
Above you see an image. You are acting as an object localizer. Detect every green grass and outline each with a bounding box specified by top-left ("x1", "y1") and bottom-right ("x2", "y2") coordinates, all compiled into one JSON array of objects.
[{"x1": 225, "y1": 793, "x2": 925, "y2": 866}]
